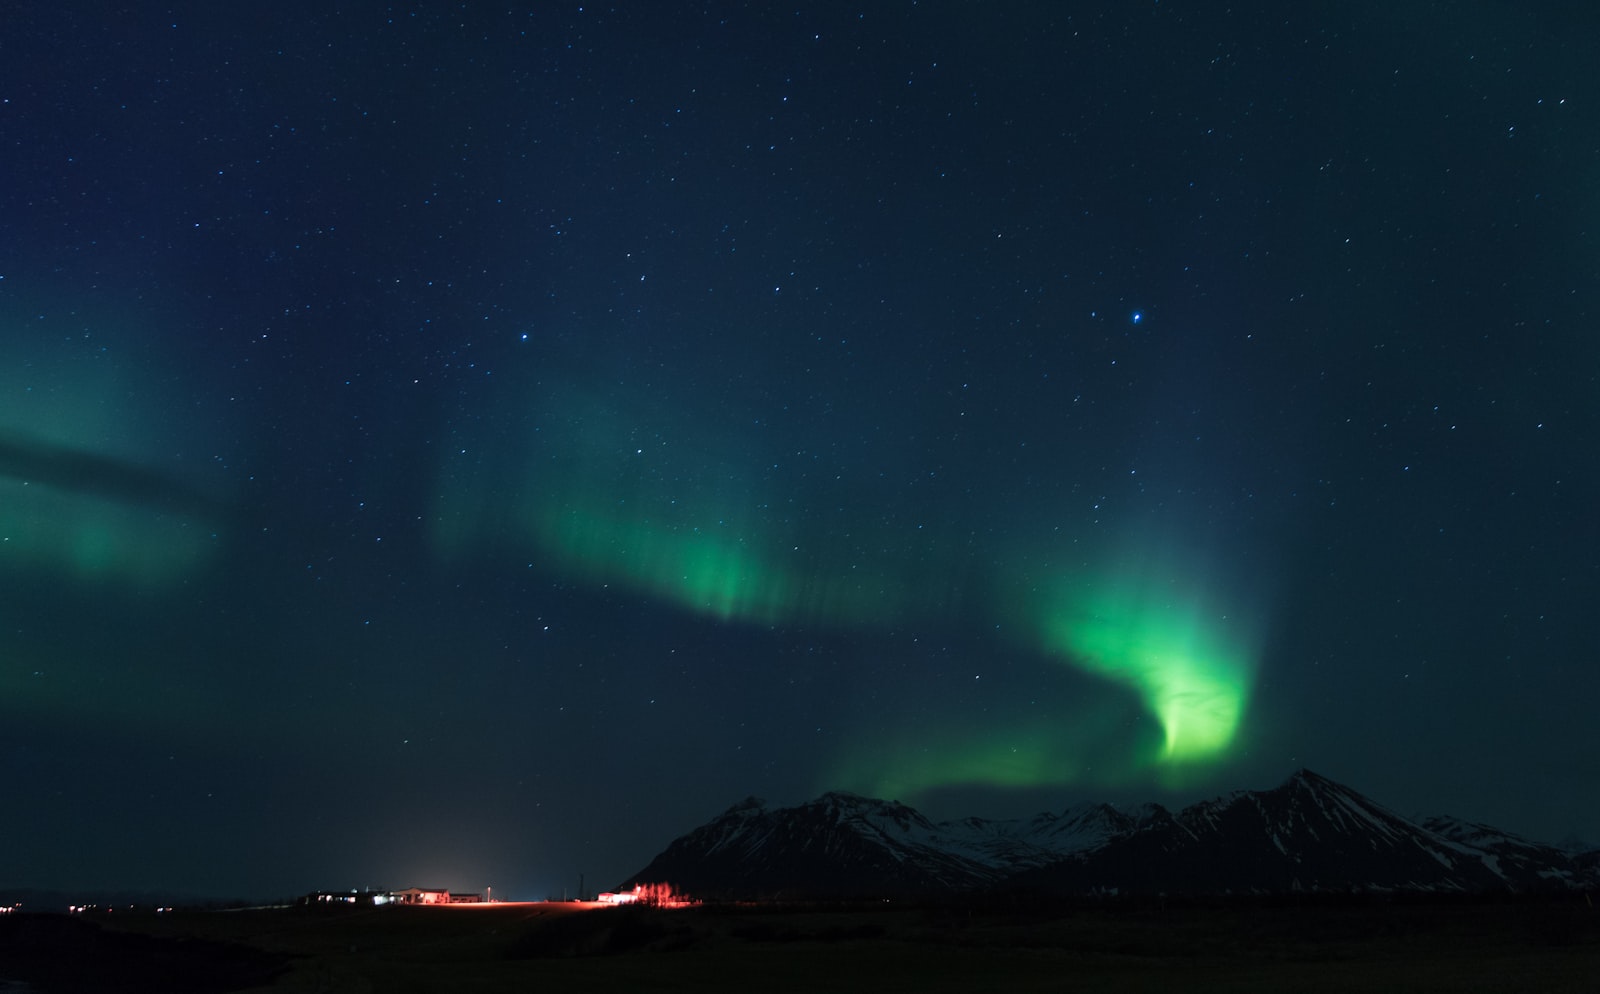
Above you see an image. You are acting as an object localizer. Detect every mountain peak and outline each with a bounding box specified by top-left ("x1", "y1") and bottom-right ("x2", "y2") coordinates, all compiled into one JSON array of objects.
[
  {"x1": 723, "y1": 796, "x2": 767, "y2": 816},
  {"x1": 809, "y1": 791, "x2": 931, "y2": 830},
  {"x1": 624, "y1": 771, "x2": 1599, "y2": 899},
  {"x1": 813, "y1": 790, "x2": 879, "y2": 806},
  {"x1": 1283, "y1": 767, "x2": 1339, "y2": 789}
]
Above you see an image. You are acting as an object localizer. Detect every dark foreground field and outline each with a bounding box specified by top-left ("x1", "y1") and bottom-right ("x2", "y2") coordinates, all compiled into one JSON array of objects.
[{"x1": 5, "y1": 893, "x2": 1598, "y2": 992}]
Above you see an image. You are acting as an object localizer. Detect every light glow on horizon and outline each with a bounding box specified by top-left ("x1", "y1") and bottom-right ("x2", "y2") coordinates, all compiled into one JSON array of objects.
[{"x1": 596, "y1": 882, "x2": 694, "y2": 908}]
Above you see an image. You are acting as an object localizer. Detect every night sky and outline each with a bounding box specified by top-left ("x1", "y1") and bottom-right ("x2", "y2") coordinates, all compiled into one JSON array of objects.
[{"x1": 4, "y1": 3, "x2": 1597, "y2": 902}]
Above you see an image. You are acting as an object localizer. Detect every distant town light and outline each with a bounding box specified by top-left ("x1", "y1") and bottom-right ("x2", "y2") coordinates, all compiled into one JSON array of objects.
[{"x1": 595, "y1": 883, "x2": 693, "y2": 909}]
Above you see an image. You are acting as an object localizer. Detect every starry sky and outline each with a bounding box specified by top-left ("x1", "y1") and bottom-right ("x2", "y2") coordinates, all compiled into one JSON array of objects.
[{"x1": 3, "y1": 3, "x2": 1597, "y2": 902}]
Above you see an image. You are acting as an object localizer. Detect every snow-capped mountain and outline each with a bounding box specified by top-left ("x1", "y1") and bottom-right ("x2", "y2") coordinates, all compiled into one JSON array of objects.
[
  {"x1": 621, "y1": 770, "x2": 1599, "y2": 899},
  {"x1": 619, "y1": 791, "x2": 1063, "y2": 898},
  {"x1": 1416, "y1": 814, "x2": 1585, "y2": 890},
  {"x1": 1014, "y1": 769, "x2": 1578, "y2": 895}
]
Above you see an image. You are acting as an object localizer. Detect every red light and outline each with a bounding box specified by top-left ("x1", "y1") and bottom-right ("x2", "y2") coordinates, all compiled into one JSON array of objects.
[{"x1": 596, "y1": 883, "x2": 693, "y2": 909}]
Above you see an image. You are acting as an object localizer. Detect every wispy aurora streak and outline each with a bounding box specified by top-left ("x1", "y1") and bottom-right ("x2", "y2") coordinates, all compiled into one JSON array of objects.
[
  {"x1": 1032, "y1": 552, "x2": 1261, "y2": 767},
  {"x1": 827, "y1": 701, "x2": 1153, "y2": 802},
  {"x1": 0, "y1": 330, "x2": 223, "y2": 586},
  {"x1": 828, "y1": 539, "x2": 1265, "y2": 801},
  {"x1": 525, "y1": 493, "x2": 907, "y2": 627},
  {"x1": 430, "y1": 383, "x2": 915, "y2": 628},
  {"x1": 437, "y1": 373, "x2": 1263, "y2": 791}
]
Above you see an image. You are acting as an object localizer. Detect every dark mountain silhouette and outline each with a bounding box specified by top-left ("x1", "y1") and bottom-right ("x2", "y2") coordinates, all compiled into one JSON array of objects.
[{"x1": 623, "y1": 770, "x2": 1599, "y2": 899}]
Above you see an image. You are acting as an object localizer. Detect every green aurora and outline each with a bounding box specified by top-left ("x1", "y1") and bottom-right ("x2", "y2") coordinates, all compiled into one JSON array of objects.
[
  {"x1": 432, "y1": 382, "x2": 1266, "y2": 796},
  {"x1": 826, "y1": 694, "x2": 1162, "y2": 803},
  {"x1": 525, "y1": 495, "x2": 910, "y2": 627},
  {"x1": 824, "y1": 526, "x2": 1267, "y2": 799},
  {"x1": 1033, "y1": 567, "x2": 1259, "y2": 766},
  {"x1": 0, "y1": 480, "x2": 215, "y2": 585},
  {"x1": 826, "y1": 552, "x2": 1262, "y2": 801},
  {"x1": 0, "y1": 335, "x2": 224, "y2": 588},
  {"x1": 430, "y1": 384, "x2": 927, "y2": 629}
]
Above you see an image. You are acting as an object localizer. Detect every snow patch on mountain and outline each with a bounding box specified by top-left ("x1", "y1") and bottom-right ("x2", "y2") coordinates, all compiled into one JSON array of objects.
[{"x1": 623, "y1": 770, "x2": 1600, "y2": 899}]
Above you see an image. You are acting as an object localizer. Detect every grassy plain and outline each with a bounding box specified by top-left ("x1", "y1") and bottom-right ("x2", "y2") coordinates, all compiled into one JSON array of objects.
[{"x1": 12, "y1": 893, "x2": 1600, "y2": 993}]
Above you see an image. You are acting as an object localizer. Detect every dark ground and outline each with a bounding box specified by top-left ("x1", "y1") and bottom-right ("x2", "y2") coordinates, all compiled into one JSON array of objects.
[{"x1": 5, "y1": 893, "x2": 1598, "y2": 993}]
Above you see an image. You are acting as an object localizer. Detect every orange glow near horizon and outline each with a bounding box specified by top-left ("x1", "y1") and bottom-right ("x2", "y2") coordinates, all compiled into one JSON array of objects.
[{"x1": 595, "y1": 882, "x2": 694, "y2": 909}]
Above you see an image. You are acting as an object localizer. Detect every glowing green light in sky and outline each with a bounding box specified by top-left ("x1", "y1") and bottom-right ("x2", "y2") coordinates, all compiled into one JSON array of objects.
[
  {"x1": 526, "y1": 495, "x2": 905, "y2": 627},
  {"x1": 827, "y1": 532, "x2": 1266, "y2": 800},
  {"x1": 1043, "y1": 595, "x2": 1244, "y2": 761},
  {"x1": 841, "y1": 729, "x2": 1082, "y2": 801},
  {"x1": 828, "y1": 704, "x2": 1156, "y2": 801},
  {"x1": 0, "y1": 481, "x2": 215, "y2": 584},
  {"x1": 430, "y1": 382, "x2": 916, "y2": 628},
  {"x1": 1031, "y1": 550, "x2": 1261, "y2": 767},
  {"x1": 0, "y1": 327, "x2": 225, "y2": 587},
  {"x1": 432, "y1": 371, "x2": 1263, "y2": 781}
]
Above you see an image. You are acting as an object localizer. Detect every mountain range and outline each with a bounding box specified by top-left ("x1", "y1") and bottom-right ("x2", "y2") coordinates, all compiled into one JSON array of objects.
[{"x1": 622, "y1": 769, "x2": 1600, "y2": 899}]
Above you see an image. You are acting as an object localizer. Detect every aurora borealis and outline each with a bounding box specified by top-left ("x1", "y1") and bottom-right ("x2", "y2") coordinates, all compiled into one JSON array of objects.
[
  {"x1": 4, "y1": 4, "x2": 1598, "y2": 902},
  {"x1": 1035, "y1": 549, "x2": 1261, "y2": 767},
  {"x1": 431, "y1": 384, "x2": 919, "y2": 629}
]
